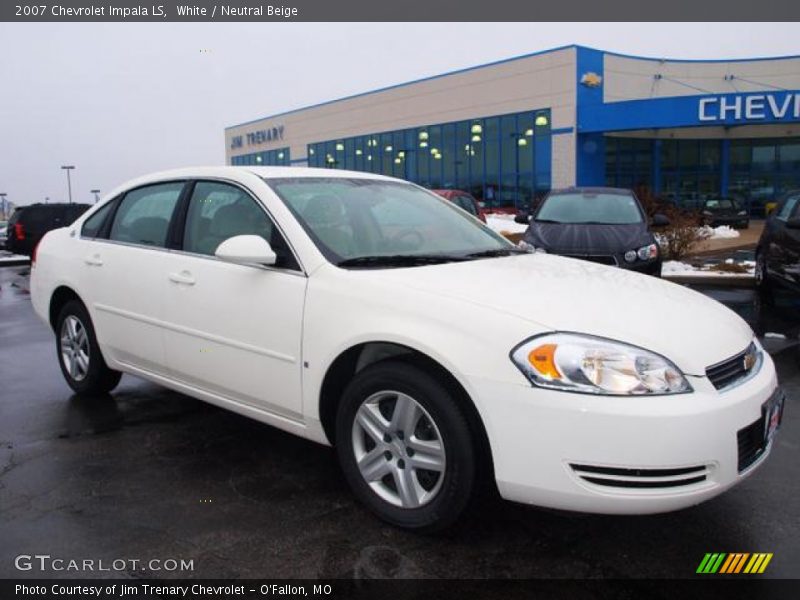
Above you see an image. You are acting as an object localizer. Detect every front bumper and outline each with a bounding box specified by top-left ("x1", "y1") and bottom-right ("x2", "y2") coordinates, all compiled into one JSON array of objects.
[{"x1": 470, "y1": 353, "x2": 780, "y2": 514}]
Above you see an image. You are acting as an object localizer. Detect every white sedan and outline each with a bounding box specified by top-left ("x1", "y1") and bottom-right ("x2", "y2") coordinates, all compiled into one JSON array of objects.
[{"x1": 30, "y1": 167, "x2": 783, "y2": 531}]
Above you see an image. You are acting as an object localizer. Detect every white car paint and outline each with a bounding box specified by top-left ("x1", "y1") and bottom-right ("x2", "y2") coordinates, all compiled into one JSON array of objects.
[{"x1": 30, "y1": 166, "x2": 781, "y2": 515}]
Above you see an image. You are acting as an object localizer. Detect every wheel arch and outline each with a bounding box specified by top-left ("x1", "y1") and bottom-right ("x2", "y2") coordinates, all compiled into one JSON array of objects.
[
  {"x1": 49, "y1": 286, "x2": 87, "y2": 331},
  {"x1": 318, "y1": 341, "x2": 495, "y2": 481}
]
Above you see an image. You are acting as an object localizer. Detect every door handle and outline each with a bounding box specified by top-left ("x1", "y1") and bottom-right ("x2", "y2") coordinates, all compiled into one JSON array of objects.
[
  {"x1": 84, "y1": 255, "x2": 103, "y2": 266},
  {"x1": 168, "y1": 271, "x2": 196, "y2": 286}
]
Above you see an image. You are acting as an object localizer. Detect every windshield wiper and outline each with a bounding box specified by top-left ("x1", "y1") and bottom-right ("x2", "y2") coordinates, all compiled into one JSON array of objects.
[
  {"x1": 464, "y1": 248, "x2": 528, "y2": 258},
  {"x1": 337, "y1": 254, "x2": 469, "y2": 268}
]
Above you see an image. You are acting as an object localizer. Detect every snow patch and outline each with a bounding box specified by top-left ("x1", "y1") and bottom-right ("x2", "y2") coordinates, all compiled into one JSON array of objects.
[{"x1": 486, "y1": 213, "x2": 529, "y2": 234}]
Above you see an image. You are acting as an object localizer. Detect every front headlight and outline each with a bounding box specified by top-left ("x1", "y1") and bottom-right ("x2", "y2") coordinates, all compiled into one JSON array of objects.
[
  {"x1": 737, "y1": 210, "x2": 747, "y2": 216},
  {"x1": 510, "y1": 333, "x2": 692, "y2": 395},
  {"x1": 637, "y1": 243, "x2": 658, "y2": 261}
]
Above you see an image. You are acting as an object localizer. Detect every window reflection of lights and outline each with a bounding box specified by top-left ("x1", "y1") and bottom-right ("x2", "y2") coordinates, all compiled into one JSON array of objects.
[
  {"x1": 418, "y1": 131, "x2": 429, "y2": 141},
  {"x1": 335, "y1": 143, "x2": 344, "y2": 151},
  {"x1": 430, "y1": 148, "x2": 438, "y2": 155},
  {"x1": 278, "y1": 152, "x2": 284, "y2": 158},
  {"x1": 398, "y1": 151, "x2": 405, "y2": 158},
  {"x1": 385, "y1": 145, "x2": 393, "y2": 152},
  {"x1": 471, "y1": 123, "x2": 483, "y2": 134},
  {"x1": 367, "y1": 155, "x2": 373, "y2": 161},
  {"x1": 535, "y1": 114, "x2": 549, "y2": 127},
  {"x1": 525, "y1": 128, "x2": 534, "y2": 136},
  {"x1": 355, "y1": 149, "x2": 363, "y2": 155},
  {"x1": 517, "y1": 138, "x2": 527, "y2": 147},
  {"x1": 419, "y1": 141, "x2": 428, "y2": 148},
  {"x1": 256, "y1": 155, "x2": 262, "y2": 163},
  {"x1": 394, "y1": 157, "x2": 402, "y2": 164},
  {"x1": 309, "y1": 148, "x2": 315, "y2": 155},
  {"x1": 433, "y1": 153, "x2": 442, "y2": 160},
  {"x1": 471, "y1": 134, "x2": 482, "y2": 143}
]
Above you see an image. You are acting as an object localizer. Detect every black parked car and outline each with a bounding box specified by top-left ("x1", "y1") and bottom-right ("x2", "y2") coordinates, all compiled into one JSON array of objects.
[
  {"x1": 5, "y1": 203, "x2": 91, "y2": 256},
  {"x1": 701, "y1": 197, "x2": 750, "y2": 229},
  {"x1": 756, "y1": 190, "x2": 800, "y2": 294},
  {"x1": 515, "y1": 187, "x2": 669, "y2": 276}
]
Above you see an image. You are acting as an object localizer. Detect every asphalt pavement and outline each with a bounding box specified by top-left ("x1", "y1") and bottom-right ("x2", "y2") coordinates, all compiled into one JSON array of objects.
[{"x1": 0, "y1": 265, "x2": 798, "y2": 580}]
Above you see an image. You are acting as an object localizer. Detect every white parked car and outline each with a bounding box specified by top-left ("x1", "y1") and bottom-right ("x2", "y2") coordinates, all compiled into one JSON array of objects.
[{"x1": 31, "y1": 167, "x2": 783, "y2": 531}]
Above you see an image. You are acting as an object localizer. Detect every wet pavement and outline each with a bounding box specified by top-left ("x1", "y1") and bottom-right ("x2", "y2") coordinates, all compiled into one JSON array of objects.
[{"x1": 0, "y1": 265, "x2": 798, "y2": 579}]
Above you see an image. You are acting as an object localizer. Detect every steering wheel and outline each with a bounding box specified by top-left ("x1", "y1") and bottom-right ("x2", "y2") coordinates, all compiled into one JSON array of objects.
[{"x1": 389, "y1": 228, "x2": 425, "y2": 250}]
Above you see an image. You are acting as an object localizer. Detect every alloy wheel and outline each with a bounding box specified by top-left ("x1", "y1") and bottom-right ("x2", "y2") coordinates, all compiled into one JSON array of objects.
[
  {"x1": 351, "y1": 391, "x2": 446, "y2": 508},
  {"x1": 60, "y1": 315, "x2": 90, "y2": 382}
]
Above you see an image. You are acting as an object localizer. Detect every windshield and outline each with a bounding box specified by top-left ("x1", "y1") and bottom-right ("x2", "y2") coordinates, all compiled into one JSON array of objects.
[
  {"x1": 705, "y1": 198, "x2": 737, "y2": 209},
  {"x1": 265, "y1": 178, "x2": 512, "y2": 266},
  {"x1": 536, "y1": 191, "x2": 643, "y2": 225}
]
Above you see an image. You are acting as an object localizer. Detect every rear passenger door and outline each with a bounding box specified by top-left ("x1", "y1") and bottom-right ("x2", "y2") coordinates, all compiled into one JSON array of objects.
[
  {"x1": 81, "y1": 181, "x2": 186, "y2": 375},
  {"x1": 159, "y1": 180, "x2": 307, "y2": 420}
]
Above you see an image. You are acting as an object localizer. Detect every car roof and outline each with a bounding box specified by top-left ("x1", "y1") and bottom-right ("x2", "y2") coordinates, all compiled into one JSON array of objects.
[{"x1": 101, "y1": 166, "x2": 399, "y2": 204}]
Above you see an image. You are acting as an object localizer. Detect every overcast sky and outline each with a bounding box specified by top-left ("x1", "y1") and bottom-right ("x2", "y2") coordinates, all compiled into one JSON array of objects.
[{"x1": 0, "y1": 22, "x2": 798, "y2": 207}]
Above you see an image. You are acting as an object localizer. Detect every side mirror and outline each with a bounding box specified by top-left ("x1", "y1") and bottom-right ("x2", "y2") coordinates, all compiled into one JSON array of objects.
[
  {"x1": 651, "y1": 213, "x2": 670, "y2": 227},
  {"x1": 514, "y1": 212, "x2": 531, "y2": 225},
  {"x1": 786, "y1": 217, "x2": 800, "y2": 229},
  {"x1": 215, "y1": 235, "x2": 277, "y2": 266}
]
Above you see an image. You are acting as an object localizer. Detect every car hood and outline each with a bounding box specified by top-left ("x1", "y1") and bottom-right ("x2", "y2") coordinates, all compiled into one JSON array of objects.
[
  {"x1": 366, "y1": 254, "x2": 753, "y2": 376},
  {"x1": 524, "y1": 222, "x2": 652, "y2": 255}
]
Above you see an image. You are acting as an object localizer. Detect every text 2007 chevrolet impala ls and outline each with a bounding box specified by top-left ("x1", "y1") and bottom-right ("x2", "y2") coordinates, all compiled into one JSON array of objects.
[{"x1": 31, "y1": 167, "x2": 784, "y2": 530}]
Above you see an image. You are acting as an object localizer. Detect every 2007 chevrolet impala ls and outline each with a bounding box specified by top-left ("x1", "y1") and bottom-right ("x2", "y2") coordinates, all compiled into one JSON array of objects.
[{"x1": 30, "y1": 167, "x2": 784, "y2": 531}]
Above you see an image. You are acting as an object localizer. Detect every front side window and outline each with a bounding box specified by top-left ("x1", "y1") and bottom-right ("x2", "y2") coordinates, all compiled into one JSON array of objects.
[
  {"x1": 536, "y1": 191, "x2": 644, "y2": 225},
  {"x1": 266, "y1": 178, "x2": 512, "y2": 266},
  {"x1": 109, "y1": 182, "x2": 184, "y2": 247},
  {"x1": 183, "y1": 181, "x2": 298, "y2": 270}
]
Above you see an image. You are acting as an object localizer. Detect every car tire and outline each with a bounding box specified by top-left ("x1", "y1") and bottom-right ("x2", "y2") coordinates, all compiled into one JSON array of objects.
[
  {"x1": 56, "y1": 300, "x2": 122, "y2": 395},
  {"x1": 335, "y1": 360, "x2": 476, "y2": 532}
]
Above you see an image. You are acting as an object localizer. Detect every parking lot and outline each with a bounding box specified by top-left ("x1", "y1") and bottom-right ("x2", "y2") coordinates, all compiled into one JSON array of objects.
[{"x1": 0, "y1": 264, "x2": 798, "y2": 579}]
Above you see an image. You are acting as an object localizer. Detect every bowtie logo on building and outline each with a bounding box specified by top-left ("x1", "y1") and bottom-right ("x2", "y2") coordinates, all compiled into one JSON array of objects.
[
  {"x1": 696, "y1": 553, "x2": 774, "y2": 574},
  {"x1": 580, "y1": 72, "x2": 603, "y2": 88}
]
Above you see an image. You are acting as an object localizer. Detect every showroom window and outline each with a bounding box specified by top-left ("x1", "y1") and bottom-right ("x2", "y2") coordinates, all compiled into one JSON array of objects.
[
  {"x1": 231, "y1": 147, "x2": 290, "y2": 166},
  {"x1": 305, "y1": 108, "x2": 552, "y2": 208}
]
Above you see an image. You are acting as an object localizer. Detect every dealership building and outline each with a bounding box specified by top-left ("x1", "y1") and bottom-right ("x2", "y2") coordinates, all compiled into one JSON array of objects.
[{"x1": 225, "y1": 45, "x2": 800, "y2": 213}]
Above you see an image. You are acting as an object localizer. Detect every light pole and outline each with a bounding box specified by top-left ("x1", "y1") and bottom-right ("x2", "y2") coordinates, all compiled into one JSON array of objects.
[
  {"x1": 90, "y1": 189, "x2": 101, "y2": 204},
  {"x1": 61, "y1": 165, "x2": 75, "y2": 203},
  {"x1": 0, "y1": 193, "x2": 7, "y2": 219}
]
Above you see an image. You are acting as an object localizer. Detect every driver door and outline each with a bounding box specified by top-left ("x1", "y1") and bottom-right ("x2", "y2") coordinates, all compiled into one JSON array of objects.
[{"x1": 160, "y1": 180, "x2": 307, "y2": 420}]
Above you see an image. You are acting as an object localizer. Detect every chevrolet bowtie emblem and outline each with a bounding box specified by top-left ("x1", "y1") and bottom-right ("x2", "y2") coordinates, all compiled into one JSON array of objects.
[{"x1": 580, "y1": 72, "x2": 603, "y2": 88}]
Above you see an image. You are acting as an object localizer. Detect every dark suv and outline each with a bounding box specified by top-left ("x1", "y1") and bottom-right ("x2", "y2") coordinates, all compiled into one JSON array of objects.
[
  {"x1": 756, "y1": 190, "x2": 800, "y2": 294},
  {"x1": 5, "y1": 203, "x2": 91, "y2": 256}
]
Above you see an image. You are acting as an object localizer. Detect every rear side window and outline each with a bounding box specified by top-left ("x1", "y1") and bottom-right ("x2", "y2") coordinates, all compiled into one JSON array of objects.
[
  {"x1": 109, "y1": 183, "x2": 184, "y2": 247},
  {"x1": 81, "y1": 202, "x2": 115, "y2": 238}
]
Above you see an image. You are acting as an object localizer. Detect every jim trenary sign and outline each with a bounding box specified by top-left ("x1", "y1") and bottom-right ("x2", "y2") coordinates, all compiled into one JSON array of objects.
[{"x1": 699, "y1": 92, "x2": 800, "y2": 122}]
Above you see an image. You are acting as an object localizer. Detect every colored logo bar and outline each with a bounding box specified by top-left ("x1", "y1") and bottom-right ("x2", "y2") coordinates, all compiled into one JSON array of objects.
[{"x1": 697, "y1": 553, "x2": 773, "y2": 574}]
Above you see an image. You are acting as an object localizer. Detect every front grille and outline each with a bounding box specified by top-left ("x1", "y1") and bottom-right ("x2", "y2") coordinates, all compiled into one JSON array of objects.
[
  {"x1": 563, "y1": 254, "x2": 617, "y2": 266},
  {"x1": 570, "y1": 463, "x2": 709, "y2": 489},
  {"x1": 706, "y1": 342, "x2": 758, "y2": 390}
]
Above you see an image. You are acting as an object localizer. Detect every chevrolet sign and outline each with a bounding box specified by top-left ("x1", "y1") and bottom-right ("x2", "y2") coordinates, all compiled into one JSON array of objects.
[{"x1": 698, "y1": 93, "x2": 800, "y2": 122}]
